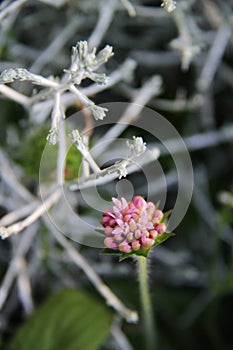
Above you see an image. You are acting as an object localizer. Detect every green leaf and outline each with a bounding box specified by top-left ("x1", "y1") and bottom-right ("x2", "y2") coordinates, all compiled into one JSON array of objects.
[
  {"x1": 153, "y1": 231, "x2": 175, "y2": 247},
  {"x1": 119, "y1": 248, "x2": 149, "y2": 261},
  {"x1": 14, "y1": 124, "x2": 82, "y2": 180},
  {"x1": 14, "y1": 123, "x2": 52, "y2": 177},
  {"x1": 7, "y1": 289, "x2": 114, "y2": 350},
  {"x1": 161, "y1": 209, "x2": 172, "y2": 223},
  {"x1": 65, "y1": 143, "x2": 82, "y2": 180}
]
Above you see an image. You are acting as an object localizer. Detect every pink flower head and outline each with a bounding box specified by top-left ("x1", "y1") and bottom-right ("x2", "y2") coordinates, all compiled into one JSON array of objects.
[{"x1": 102, "y1": 196, "x2": 167, "y2": 253}]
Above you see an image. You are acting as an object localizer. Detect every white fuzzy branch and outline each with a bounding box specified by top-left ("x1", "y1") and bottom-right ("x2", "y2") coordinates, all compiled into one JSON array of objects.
[
  {"x1": 93, "y1": 75, "x2": 162, "y2": 157},
  {"x1": 44, "y1": 216, "x2": 138, "y2": 323},
  {"x1": 69, "y1": 129, "x2": 101, "y2": 173},
  {"x1": 0, "y1": 189, "x2": 61, "y2": 239},
  {"x1": 89, "y1": 0, "x2": 117, "y2": 49}
]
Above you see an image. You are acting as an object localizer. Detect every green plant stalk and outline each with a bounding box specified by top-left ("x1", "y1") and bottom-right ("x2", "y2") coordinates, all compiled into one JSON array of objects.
[{"x1": 138, "y1": 255, "x2": 156, "y2": 350}]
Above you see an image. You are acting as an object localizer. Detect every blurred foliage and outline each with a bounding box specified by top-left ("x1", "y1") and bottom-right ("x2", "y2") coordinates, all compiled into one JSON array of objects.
[
  {"x1": 14, "y1": 123, "x2": 82, "y2": 180},
  {"x1": 0, "y1": 0, "x2": 233, "y2": 350},
  {"x1": 7, "y1": 289, "x2": 114, "y2": 350},
  {"x1": 14, "y1": 124, "x2": 51, "y2": 177}
]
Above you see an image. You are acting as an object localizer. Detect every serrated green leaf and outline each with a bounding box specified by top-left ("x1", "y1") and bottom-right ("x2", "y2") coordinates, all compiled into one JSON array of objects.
[{"x1": 7, "y1": 289, "x2": 114, "y2": 350}]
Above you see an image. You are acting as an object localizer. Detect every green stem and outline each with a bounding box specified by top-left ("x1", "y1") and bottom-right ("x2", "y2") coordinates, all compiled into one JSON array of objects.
[{"x1": 138, "y1": 256, "x2": 156, "y2": 350}]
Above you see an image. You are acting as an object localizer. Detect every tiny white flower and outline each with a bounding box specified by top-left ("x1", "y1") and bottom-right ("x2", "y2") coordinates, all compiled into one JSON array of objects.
[
  {"x1": 161, "y1": 0, "x2": 176, "y2": 13},
  {"x1": 65, "y1": 41, "x2": 114, "y2": 85}
]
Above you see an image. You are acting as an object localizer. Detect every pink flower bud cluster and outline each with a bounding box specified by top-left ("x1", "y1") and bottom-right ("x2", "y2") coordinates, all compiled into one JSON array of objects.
[{"x1": 101, "y1": 196, "x2": 167, "y2": 253}]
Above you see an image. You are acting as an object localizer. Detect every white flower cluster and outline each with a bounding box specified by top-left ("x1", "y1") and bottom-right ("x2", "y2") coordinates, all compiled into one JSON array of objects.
[
  {"x1": 0, "y1": 41, "x2": 115, "y2": 145},
  {"x1": 64, "y1": 41, "x2": 114, "y2": 85},
  {"x1": 109, "y1": 137, "x2": 147, "y2": 180},
  {"x1": 127, "y1": 136, "x2": 147, "y2": 159},
  {"x1": 161, "y1": 0, "x2": 176, "y2": 13}
]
